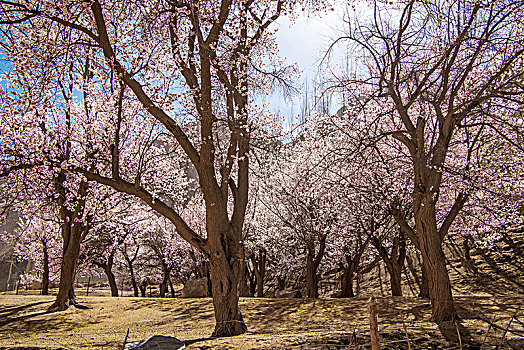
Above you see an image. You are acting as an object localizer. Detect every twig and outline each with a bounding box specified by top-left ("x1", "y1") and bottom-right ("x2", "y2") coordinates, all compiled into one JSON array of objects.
[
  {"x1": 402, "y1": 314, "x2": 412, "y2": 350},
  {"x1": 496, "y1": 310, "x2": 518, "y2": 350},
  {"x1": 122, "y1": 328, "x2": 130, "y2": 350},
  {"x1": 455, "y1": 320, "x2": 462, "y2": 350},
  {"x1": 480, "y1": 315, "x2": 496, "y2": 349}
]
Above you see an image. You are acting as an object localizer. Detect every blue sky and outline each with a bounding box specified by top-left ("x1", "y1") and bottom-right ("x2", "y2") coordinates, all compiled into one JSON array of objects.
[{"x1": 268, "y1": 2, "x2": 350, "y2": 125}]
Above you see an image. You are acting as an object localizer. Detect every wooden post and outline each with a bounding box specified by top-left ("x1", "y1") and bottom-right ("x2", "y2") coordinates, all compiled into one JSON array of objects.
[
  {"x1": 368, "y1": 296, "x2": 381, "y2": 350},
  {"x1": 86, "y1": 276, "x2": 91, "y2": 296}
]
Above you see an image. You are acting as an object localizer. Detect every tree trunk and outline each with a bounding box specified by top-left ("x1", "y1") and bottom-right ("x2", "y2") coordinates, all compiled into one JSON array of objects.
[
  {"x1": 139, "y1": 279, "x2": 147, "y2": 297},
  {"x1": 208, "y1": 245, "x2": 247, "y2": 337},
  {"x1": 408, "y1": 250, "x2": 430, "y2": 298},
  {"x1": 124, "y1": 249, "x2": 139, "y2": 297},
  {"x1": 49, "y1": 174, "x2": 89, "y2": 312},
  {"x1": 248, "y1": 263, "x2": 256, "y2": 296},
  {"x1": 238, "y1": 243, "x2": 250, "y2": 297},
  {"x1": 41, "y1": 239, "x2": 49, "y2": 295},
  {"x1": 305, "y1": 235, "x2": 326, "y2": 299},
  {"x1": 373, "y1": 233, "x2": 406, "y2": 297},
  {"x1": 251, "y1": 249, "x2": 266, "y2": 297},
  {"x1": 130, "y1": 266, "x2": 138, "y2": 297},
  {"x1": 463, "y1": 234, "x2": 472, "y2": 261},
  {"x1": 49, "y1": 225, "x2": 81, "y2": 311},
  {"x1": 277, "y1": 276, "x2": 285, "y2": 291},
  {"x1": 389, "y1": 262, "x2": 403, "y2": 297},
  {"x1": 168, "y1": 275, "x2": 176, "y2": 298},
  {"x1": 159, "y1": 265, "x2": 170, "y2": 298},
  {"x1": 415, "y1": 199, "x2": 457, "y2": 322},
  {"x1": 104, "y1": 256, "x2": 118, "y2": 297},
  {"x1": 340, "y1": 265, "x2": 355, "y2": 297},
  {"x1": 419, "y1": 264, "x2": 430, "y2": 298}
]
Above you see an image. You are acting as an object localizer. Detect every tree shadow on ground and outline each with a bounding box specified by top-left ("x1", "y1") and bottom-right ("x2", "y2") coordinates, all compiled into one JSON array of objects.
[{"x1": 0, "y1": 299, "x2": 53, "y2": 315}]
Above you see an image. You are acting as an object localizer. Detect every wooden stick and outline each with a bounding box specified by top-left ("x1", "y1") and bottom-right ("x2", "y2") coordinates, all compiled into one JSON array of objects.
[
  {"x1": 368, "y1": 296, "x2": 381, "y2": 350},
  {"x1": 481, "y1": 315, "x2": 496, "y2": 349},
  {"x1": 122, "y1": 328, "x2": 130, "y2": 350}
]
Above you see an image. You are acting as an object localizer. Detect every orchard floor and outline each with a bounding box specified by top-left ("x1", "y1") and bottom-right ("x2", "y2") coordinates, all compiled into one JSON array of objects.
[{"x1": 0, "y1": 294, "x2": 523, "y2": 349}]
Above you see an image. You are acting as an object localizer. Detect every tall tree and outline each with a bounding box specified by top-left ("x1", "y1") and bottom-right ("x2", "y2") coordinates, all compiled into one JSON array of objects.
[
  {"x1": 331, "y1": 0, "x2": 524, "y2": 322},
  {"x1": 0, "y1": 0, "x2": 309, "y2": 335}
]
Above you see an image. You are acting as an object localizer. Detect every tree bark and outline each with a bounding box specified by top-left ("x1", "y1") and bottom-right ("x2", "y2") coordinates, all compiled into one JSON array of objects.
[
  {"x1": 139, "y1": 279, "x2": 147, "y2": 297},
  {"x1": 159, "y1": 264, "x2": 170, "y2": 298},
  {"x1": 129, "y1": 262, "x2": 138, "y2": 297},
  {"x1": 238, "y1": 242, "x2": 250, "y2": 297},
  {"x1": 340, "y1": 265, "x2": 355, "y2": 297},
  {"x1": 104, "y1": 255, "x2": 118, "y2": 297},
  {"x1": 168, "y1": 275, "x2": 176, "y2": 298},
  {"x1": 123, "y1": 246, "x2": 139, "y2": 297},
  {"x1": 463, "y1": 234, "x2": 472, "y2": 261},
  {"x1": 49, "y1": 223, "x2": 82, "y2": 311},
  {"x1": 251, "y1": 249, "x2": 266, "y2": 297},
  {"x1": 305, "y1": 235, "x2": 326, "y2": 298},
  {"x1": 373, "y1": 232, "x2": 406, "y2": 297},
  {"x1": 419, "y1": 262, "x2": 430, "y2": 298},
  {"x1": 41, "y1": 239, "x2": 49, "y2": 295},
  {"x1": 415, "y1": 196, "x2": 457, "y2": 322},
  {"x1": 208, "y1": 234, "x2": 247, "y2": 337},
  {"x1": 48, "y1": 173, "x2": 89, "y2": 312}
]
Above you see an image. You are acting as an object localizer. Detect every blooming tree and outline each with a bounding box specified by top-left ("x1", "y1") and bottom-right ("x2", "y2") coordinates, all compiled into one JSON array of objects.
[{"x1": 330, "y1": 0, "x2": 524, "y2": 322}]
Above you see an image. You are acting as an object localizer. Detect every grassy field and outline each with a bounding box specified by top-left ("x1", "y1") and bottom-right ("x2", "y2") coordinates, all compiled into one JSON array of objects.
[{"x1": 1, "y1": 293, "x2": 523, "y2": 349}]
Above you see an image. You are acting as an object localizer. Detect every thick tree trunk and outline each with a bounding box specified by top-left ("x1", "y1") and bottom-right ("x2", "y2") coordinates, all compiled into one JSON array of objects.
[
  {"x1": 305, "y1": 254, "x2": 318, "y2": 298},
  {"x1": 416, "y1": 199, "x2": 457, "y2": 322},
  {"x1": 49, "y1": 227, "x2": 81, "y2": 311},
  {"x1": 49, "y1": 174, "x2": 89, "y2": 312},
  {"x1": 389, "y1": 263, "x2": 403, "y2": 296},
  {"x1": 340, "y1": 266, "x2": 355, "y2": 297},
  {"x1": 41, "y1": 240, "x2": 49, "y2": 295},
  {"x1": 208, "y1": 246, "x2": 247, "y2": 337}
]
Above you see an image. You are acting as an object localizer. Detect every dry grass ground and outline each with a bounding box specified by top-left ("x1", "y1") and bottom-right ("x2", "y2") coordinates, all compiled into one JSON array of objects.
[
  {"x1": 1, "y1": 231, "x2": 522, "y2": 349},
  {"x1": 0, "y1": 293, "x2": 523, "y2": 349}
]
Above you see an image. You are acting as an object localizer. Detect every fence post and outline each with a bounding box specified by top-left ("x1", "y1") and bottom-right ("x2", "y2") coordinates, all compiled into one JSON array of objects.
[{"x1": 368, "y1": 296, "x2": 381, "y2": 350}]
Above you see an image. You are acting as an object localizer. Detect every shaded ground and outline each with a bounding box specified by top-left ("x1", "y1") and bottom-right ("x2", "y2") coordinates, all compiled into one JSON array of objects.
[{"x1": 0, "y1": 294, "x2": 523, "y2": 349}]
